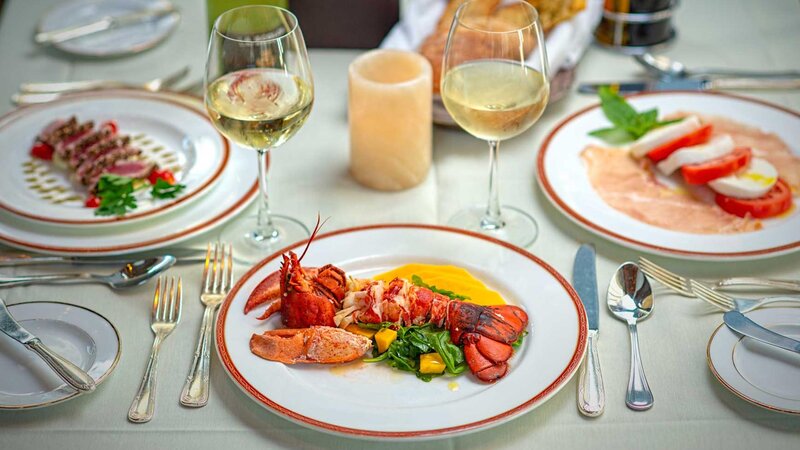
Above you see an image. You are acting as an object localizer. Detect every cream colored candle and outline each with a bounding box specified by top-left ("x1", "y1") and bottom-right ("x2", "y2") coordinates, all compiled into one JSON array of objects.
[{"x1": 348, "y1": 49, "x2": 432, "y2": 191}]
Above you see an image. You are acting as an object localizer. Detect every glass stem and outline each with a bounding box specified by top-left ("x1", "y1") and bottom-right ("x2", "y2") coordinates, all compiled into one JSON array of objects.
[
  {"x1": 481, "y1": 140, "x2": 504, "y2": 230},
  {"x1": 254, "y1": 148, "x2": 278, "y2": 242}
]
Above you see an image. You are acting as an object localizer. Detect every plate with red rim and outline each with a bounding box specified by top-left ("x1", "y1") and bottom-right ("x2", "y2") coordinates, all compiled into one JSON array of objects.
[
  {"x1": 537, "y1": 91, "x2": 800, "y2": 261},
  {"x1": 215, "y1": 224, "x2": 587, "y2": 440},
  {"x1": 0, "y1": 90, "x2": 229, "y2": 227},
  {"x1": 0, "y1": 92, "x2": 258, "y2": 256}
]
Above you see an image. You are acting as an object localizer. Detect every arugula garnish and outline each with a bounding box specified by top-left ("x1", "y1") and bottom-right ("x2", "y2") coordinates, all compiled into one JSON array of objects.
[
  {"x1": 363, "y1": 324, "x2": 468, "y2": 382},
  {"x1": 588, "y1": 86, "x2": 682, "y2": 145},
  {"x1": 411, "y1": 275, "x2": 470, "y2": 301},
  {"x1": 94, "y1": 174, "x2": 186, "y2": 217}
]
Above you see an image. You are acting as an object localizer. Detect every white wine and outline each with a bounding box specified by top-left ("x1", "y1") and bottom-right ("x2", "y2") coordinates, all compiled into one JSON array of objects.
[
  {"x1": 441, "y1": 61, "x2": 549, "y2": 141},
  {"x1": 206, "y1": 68, "x2": 313, "y2": 149}
]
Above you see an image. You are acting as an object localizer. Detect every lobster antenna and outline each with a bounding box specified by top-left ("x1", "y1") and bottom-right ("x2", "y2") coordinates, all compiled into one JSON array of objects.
[{"x1": 298, "y1": 214, "x2": 328, "y2": 262}]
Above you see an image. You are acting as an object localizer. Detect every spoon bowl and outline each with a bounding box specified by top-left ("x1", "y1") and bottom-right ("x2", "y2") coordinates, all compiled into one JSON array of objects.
[
  {"x1": 102, "y1": 256, "x2": 177, "y2": 289},
  {"x1": 635, "y1": 52, "x2": 800, "y2": 80}
]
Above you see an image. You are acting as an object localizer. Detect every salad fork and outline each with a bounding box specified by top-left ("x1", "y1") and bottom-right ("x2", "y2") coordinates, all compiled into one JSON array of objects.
[
  {"x1": 18, "y1": 66, "x2": 189, "y2": 94},
  {"x1": 180, "y1": 243, "x2": 233, "y2": 408},
  {"x1": 128, "y1": 276, "x2": 182, "y2": 423},
  {"x1": 638, "y1": 257, "x2": 800, "y2": 312}
]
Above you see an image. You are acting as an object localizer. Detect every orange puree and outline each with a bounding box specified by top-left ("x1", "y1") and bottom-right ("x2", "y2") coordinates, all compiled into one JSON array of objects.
[{"x1": 373, "y1": 264, "x2": 505, "y2": 306}]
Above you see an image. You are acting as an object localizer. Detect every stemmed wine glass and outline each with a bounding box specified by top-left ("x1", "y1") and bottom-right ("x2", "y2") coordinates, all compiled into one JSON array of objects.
[
  {"x1": 440, "y1": 0, "x2": 549, "y2": 247},
  {"x1": 205, "y1": 5, "x2": 313, "y2": 262}
]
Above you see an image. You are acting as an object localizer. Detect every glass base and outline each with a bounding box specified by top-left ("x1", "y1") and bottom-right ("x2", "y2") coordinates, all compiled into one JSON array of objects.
[
  {"x1": 219, "y1": 214, "x2": 310, "y2": 265},
  {"x1": 447, "y1": 205, "x2": 538, "y2": 248}
]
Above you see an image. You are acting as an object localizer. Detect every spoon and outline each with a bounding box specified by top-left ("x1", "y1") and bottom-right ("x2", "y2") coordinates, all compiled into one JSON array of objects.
[
  {"x1": 0, "y1": 255, "x2": 176, "y2": 289},
  {"x1": 635, "y1": 53, "x2": 800, "y2": 80},
  {"x1": 608, "y1": 262, "x2": 654, "y2": 411}
]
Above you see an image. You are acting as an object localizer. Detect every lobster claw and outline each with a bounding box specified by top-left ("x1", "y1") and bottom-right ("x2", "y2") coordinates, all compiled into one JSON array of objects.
[{"x1": 250, "y1": 326, "x2": 372, "y2": 364}]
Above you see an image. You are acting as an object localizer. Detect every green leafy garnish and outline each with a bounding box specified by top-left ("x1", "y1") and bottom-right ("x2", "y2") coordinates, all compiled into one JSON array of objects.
[
  {"x1": 512, "y1": 330, "x2": 528, "y2": 349},
  {"x1": 364, "y1": 324, "x2": 467, "y2": 382},
  {"x1": 411, "y1": 275, "x2": 470, "y2": 301},
  {"x1": 151, "y1": 178, "x2": 186, "y2": 199},
  {"x1": 588, "y1": 86, "x2": 682, "y2": 144},
  {"x1": 94, "y1": 173, "x2": 186, "y2": 217}
]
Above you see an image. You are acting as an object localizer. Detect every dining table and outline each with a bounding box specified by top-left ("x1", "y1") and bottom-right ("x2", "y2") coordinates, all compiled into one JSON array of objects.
[{"x1": 1, "y1": 0, "x2": 799, "y2": 448}]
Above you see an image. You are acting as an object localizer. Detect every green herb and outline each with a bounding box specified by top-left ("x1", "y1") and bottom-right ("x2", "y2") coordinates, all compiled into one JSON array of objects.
[
  {"x1": 364, "y1": 324, "x2": 467, "y2": 382},
  {"x1": 512, "y1": 330, "x2": 528, "y2": 349},
  {"x1": 411, "y1": 275, "x2": 469, "y2": 301},
  {"x1": 93, "y1": 173, "x2": 187, "y2": 217},
  {"x1": 151, "y1": 178, "x2": 186, "y2": 199},
  {"x1": 588, "y1": 86, "x2": 682, "y2": 144}
]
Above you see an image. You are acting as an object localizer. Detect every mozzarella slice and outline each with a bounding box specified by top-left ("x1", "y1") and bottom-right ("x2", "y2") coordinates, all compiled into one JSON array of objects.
[
  {"x1": 627, "y1": 115, "x2": 702, "y2": 158},
  {"x1": 709, "y1": 157, "x2": 778, "y2": 199},
  {"x1": 656, "y1": 135, "x2": 735, "y2": 175}
]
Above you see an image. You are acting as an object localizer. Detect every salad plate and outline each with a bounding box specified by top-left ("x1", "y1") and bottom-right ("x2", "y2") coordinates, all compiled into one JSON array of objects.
[
  {"x1": 0, "y1": 90, "x2": 229, "y2": 226},
  {"x1": 707, "y1": 307, "x2": 800, "y2": 415},
  {"x1": 537, "y1": 91, "x2": 800, "y2": 260},
  {"x1": 0, "y1": 302, "x2": 120, "y2": 409},
  {"x1": 216, "y1": 224, "x2": 587, "y2": 440}
]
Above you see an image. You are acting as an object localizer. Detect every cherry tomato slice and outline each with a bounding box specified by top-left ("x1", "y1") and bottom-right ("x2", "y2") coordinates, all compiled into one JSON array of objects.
[
  {"x1": 84, "y1": 195, "x2": 100, "y2": 208},
  {"x1": 681, "y1": 147, "x2": 752, "y2": 185},
  {"x1": 647, "y1": 124, "x2": 714, "y2": 162},
  {"x1": 715, "y1": 178, "x2": 793, "y2": 219},
  {"x1": 148, "y1": 168, "x2": 176, "y2": 185},
  {"x1": 30, "y1": 142, "x2": 54, "y2": 160},
  {"x1": 101, "y1": 120, "x2": 118, "y2": 134}
]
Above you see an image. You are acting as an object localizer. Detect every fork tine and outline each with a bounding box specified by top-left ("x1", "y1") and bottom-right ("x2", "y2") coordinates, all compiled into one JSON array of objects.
[
  {"x1": 202, "y1": 243, "x2": 212, "y2": 293},
  {"x1": 689, "y1": 280, "x2": 735, "y2": 309},
  {"x1": 638, "y1": 257, "x2": 693, "y2": 296},
  {"x1": 638, "y1": 257, "x2": 687, "y2": 286},
  {"x1": 174, "y1": 277, "x2": 183, "y2": 323},
  {"x1": 227, "y1": 244, "x2": 234, "y2": 292},
  {"x1": 167, "y1": 277, "x2": 177, "y2": 322},
  {"x1": 218, "y1": 242, "x2": 227, "y2": 293},
  {"x1": 152, "y1": 276, "x2": 162, "y2": 320},
  {"x1": 159, "y1": 276, "x2": 169, "y2": 321},
  {"x1": 212, "y1": 242, "x2": 221, "y2": 294}
]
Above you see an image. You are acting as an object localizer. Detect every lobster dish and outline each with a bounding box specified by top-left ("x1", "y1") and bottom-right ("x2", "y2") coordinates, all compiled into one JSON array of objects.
[{"x1": 244, "y1": 225, "x2": 530, "y2": 384}]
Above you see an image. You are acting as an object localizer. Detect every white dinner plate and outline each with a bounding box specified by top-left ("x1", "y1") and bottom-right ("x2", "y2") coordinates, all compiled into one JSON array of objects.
[
  {"x1": 0, "y1": 90, "x2": 229, "y2": 226},
  {"x1": 0, "y1": 92, "x2": 257, "y2": 256},
  {"x1": 0, "y1": 302, "x2": 120, "y2": 409},
  {"x1": 537, "y1": 91, "x2": 800, "y2": 261},
  {"x1": 216, "y1": 224, "x2": 587, "y2": 440},
  {"x1": 38, "y1": 0, "x2": 180, "y2": 58},
  {"x1": 707, "y1": 308, "x2": 800, "y2": 415}
]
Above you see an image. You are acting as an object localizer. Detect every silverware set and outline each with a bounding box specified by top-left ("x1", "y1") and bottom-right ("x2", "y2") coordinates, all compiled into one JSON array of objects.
[{"x1": 11, "y1": 66, "x2": 200, "y2": 106}]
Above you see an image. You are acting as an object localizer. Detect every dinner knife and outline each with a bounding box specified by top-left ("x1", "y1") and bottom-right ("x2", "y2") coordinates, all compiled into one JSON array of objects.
[
  {"x1": 0, "y1": 297, "x2": 96, "y2": 392},
  {"x1": 34, "y1": 5, "x2": 178, "y2": 45},
  {"x1": 577, "y1": 77, "x2": 800, "y2": 94},
  {"x1": 573, "y1": 244, "x2": 605, "y2": 417},
  {"x1": 723, "y1": 310, "x2": 800, "y2": 354}
]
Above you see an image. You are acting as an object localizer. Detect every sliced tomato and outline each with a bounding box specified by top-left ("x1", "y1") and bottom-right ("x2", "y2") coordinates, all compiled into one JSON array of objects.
[
  {"x1": 148, "y1": 168, "x2": 176, "y2": 185},
  {"x1": 715, "y1": 178, "x2": 793, "y2": 219},
  {"x1": 646, "y1": 124, "x2": 714, "y2": 162},
  {"x1": 84, "y1": 195, "x2": 100, "y2": 208},
  {"x1": 101, "y1": 120, "x2": 118, "y2": 134},
  {"x1": 30, "y1": 141, "x2": 54, "y2": 160},
  {"x1": 681, "y1": 147, "x2": 752, "y2": 185}
]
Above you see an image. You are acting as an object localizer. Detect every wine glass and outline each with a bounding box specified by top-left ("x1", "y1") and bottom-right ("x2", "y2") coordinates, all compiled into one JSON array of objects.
[
  {"x1": 205, "y1": 5, "x2": 313, "y2": 262},
  {"x1": 440, "y1": 0, "x2": 549, "y2": 247}
]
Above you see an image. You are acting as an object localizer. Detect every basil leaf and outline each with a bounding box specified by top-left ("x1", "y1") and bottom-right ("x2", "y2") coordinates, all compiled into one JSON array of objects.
[
  {"x1": 597, "y1": 86, "x2": 637, "y2": 128},
  {"x1": 411, "y1": 275, "x2": 470, "y2": 300},
  {"x1": 588, "y1": 127, "x2": 635, "y2": 144}
]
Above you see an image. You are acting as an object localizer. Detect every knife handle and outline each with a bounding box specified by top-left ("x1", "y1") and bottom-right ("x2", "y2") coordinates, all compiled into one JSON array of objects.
[
  {"x1": 578, "y1": 330, "x2": 605, "y2": 417},
  {"x1": 710, "y1": 77, "x2": 800, "y2": 90},
  {"x1": 26, "y1": 338, "x2": 96, "y2": 392}
]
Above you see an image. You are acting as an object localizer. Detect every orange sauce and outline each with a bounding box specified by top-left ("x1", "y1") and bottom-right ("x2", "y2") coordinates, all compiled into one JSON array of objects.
[{"x1": 373, "y1": 264, "x2": 505, "y2": 306}]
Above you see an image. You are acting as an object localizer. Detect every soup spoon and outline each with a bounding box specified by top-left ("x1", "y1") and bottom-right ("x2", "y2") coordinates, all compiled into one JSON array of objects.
[
  {"x1": 0, "y1": 255, "x2": 175, "y2": 289},
  {"x1": 608, "y1": 262, "x2": 654, "y2": 411},
  {"x1": 635, "y1": 53, "x2": 800, "y2": 79}
]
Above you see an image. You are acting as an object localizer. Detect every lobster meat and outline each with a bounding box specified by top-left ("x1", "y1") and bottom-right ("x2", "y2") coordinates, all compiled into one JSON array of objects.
[{"x1": 250, "y1": 326, "x2": 372, "y2": 364}]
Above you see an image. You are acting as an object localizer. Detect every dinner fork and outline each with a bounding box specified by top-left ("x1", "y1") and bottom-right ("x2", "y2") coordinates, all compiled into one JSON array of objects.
[
  {"x1": 128, "y1": 276, "x2": 182, "y2": 423},
  {"x1": 180, "y1": 243, "x2": 233, "y2": 408},
  {"x1": 638, "y1": 257, "x2": 800, "y2": 312},
  {"x1": 18, "y1": 66, "x2": 189, "y2": 94}
]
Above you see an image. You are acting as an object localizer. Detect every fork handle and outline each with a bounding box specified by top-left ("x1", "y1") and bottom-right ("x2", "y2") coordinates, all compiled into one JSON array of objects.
[
  {"x1": 180, "y1": 305, "x2": 216, "y2": 407},
  {"x1": 716, "y1": 277, "x2": 800, "y2": 292},
  {"x1": 0, "y1": 272, "x2": 95, "y2": 287},
  {"x1": 128, "y1": 335, "x2": 164, "y2": 423}
]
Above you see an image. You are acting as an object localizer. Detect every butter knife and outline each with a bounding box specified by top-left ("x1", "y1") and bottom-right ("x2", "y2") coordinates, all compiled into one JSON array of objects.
[
  {"x1": 35, "y1": 5, "x2": 178, "y2": 45},
  {"x1": 573, "y1": 244, "x2": 605, "y2": 417},
  {"x1": 0, "y1": 298, "x2": 95, "y2": 392},
  {"x1": 723, "y1": 311, "x2": 800, "y2": 354},
  {"x1": 578, "y1": 77, "x2": 800, "y2": 94}
]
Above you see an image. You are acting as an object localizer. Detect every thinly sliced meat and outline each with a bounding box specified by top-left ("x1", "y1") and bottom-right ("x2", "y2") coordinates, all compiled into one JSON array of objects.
[{"x1": 107, "y1": 160, "x2": 155, "y2": 179}]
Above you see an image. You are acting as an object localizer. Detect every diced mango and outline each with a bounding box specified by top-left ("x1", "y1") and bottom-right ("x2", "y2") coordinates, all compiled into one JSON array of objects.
[
  {"x1": 419, "y1": 353, "x2": 446, "y2": 374},
  {"x1": 375, "y1": 328, "x2": 398, "y2": 353},
  {"x1": 345, "y1": 324, "x2": 377, "y2": 339}
]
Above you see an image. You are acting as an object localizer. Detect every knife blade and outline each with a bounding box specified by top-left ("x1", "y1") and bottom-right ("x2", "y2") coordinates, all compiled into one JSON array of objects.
[
  {"x1": 35, "y1": 5, "x2": 178, "y2": 45},
  {"x1": 578, "y1": 77, "x2": 800, "y2": 94},
  {"x1": 0, "y1": 298, "x2": 96, "y2": 392},
  {"x1": 573, "y1": 244, "x2": 604, "y2": 417},
  {"x1": 723, "y1": 310, "x2": 800, "y2": 354}
]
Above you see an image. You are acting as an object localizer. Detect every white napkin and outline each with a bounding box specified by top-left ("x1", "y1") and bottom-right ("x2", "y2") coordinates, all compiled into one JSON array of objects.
[{"x1": 381, "y1": 0, "x2": 603, "y2": 73}]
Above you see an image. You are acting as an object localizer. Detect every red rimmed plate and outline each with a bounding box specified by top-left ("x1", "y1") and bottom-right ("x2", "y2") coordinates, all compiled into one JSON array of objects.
[
  {"x1": 537, "y1": 91, "x2": 800, "y2": 261},
  {"x1": 216, "y1": 224, "x2": 587, "y2": 440}
]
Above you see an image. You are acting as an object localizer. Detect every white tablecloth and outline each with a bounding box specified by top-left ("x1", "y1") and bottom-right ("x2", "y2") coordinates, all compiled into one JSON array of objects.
[{"x1": 1, "y1": 0, "x2": 799, "y2": 448}]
